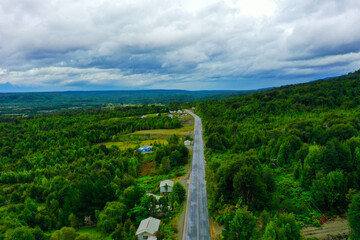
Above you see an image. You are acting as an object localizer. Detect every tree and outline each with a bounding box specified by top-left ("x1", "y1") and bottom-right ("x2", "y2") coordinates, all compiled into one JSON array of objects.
[
  {"x1": 57, "y1": 227, "x2": 78, "y2": 240},
  {"x1": 68, "y1": 213, "x2": 81, "y2": 229},
  {"x1": 326, "y1": 170, "x2": 347, "y2": 212},
  {"x1": 223, "y1": 207, "x2": 257, "y2": 240},
  {"x1": 98, "y1": 201, "x2": 127, "y2": 233},
  {"x1": 310, "y1": 172, "x2": 328, "y2": 211},
  {"x1": 22, "y1": 198, "x2": 38, "y2": 227},
  {"x1": 171, "y1": 182, "x2": 186, "y2": 204},
  {"x1": 233, "y1": 165, "x2": 268, "y2": 210},
  {"x1": 121, "y1": 186, "x2": 145, "y2": 210},
  {"x1": 276, "y1": 213, "x2": 300, "y2": 240},
  {"x1": 348, "y1": 193, "x2": 360, "y2": 239},
  {"x1": 262, "y1": 221, "x2": 277, "y2": 240},
  {"x1": 169, "y1": 150, "x2": 182, "y2": 167},
  {"x1": 160, "y1": 157, "x2": 171, "y2": 174},
  {"x1": 277, "y1": 135, "x2": 302, "y2": 165},
  {"x1": 155, "y1": 149, "x2": 166, "y2": 166},
  {"x1": 206, "y1": 133, "x2": 226, "y2": 152},
  {"x1": 5, "y1": 227, "x2": 35, "y2": 240},
  {"x1": 32, "y1": 226, "x2": 47, "y2": 240},
  {"x1": 321, "y1": 138, "x2": 351, "y2": 173},
  {"x1": 167, "y1": 134, "x2": 179, "y2": 144}
]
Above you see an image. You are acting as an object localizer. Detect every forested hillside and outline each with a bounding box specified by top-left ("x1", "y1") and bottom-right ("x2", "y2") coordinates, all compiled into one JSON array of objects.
[
  {"x1": 0, "y1": 90, "x2": 256, "y2": 116},
  {"x1": 197, "y1": 69, "x2": 360, "y2": 239},
  {"x1": 0, "y1": 105, "x2": 189, "y2": 240}
]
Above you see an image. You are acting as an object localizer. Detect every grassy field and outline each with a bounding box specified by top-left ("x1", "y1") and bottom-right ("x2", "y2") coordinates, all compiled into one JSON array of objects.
[
  {"x1": 101, "y1": 138, "x2": 168, "y2": 150},
  {"x1": 98, "y1": 114, "x2": 194, "y2": 150},
  {"x1": 76, "y1": 226, "x2": 111, "y2": 240}
]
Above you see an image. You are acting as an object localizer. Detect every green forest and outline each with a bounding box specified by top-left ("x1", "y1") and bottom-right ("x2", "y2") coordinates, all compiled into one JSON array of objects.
[
  {"x1": 0, "y1": 105, "x2": 189, "y2": 240},
  {"x1": 2, "y1": 69, "x2": 360, "y2": 239},
  {"x1": 195, "y1": 69, "x2": 360, "y2": 239}
]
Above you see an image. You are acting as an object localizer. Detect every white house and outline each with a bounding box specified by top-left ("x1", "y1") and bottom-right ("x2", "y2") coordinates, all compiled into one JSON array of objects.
[
  {"x1": 184, "y1": 140, "x2": 191, "y2": 146},
  {"x1": 136, "y1": 217, "x2": 160, "y2": 240},
  {"x1": 160, "y1": 180, "x2": 174, "y2": 195},
  {"x1": 168, "y1": 114, "x2": 173, "y2": 119},
  {"x1": 177, "y1": 110, "x2": 183, "y2": 113}
]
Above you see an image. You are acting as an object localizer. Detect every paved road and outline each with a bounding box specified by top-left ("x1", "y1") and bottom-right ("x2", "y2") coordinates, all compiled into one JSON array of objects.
[{"x1": 184, "y1": 110, "x2": 211, "y2": 240}]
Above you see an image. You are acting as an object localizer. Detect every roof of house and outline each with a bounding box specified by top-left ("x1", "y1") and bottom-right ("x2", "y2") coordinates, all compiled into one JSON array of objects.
[
  {"x1": 139, "y1": 145, "x2": 153, "y2": 150},
  {"x1": 136, "y1": 217, "x2": 160, "y2": 235},
  {"x1": 160, "y1": 180, "x2": 174, "y2": 188},
  {"x1": 184, "y1": 140, "x2": 191, "y2": 143}
]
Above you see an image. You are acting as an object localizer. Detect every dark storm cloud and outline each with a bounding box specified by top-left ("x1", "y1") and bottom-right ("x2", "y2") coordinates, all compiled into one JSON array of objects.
[{"x1": 0, "y1": 0, "x2": 360, "y2": 91}]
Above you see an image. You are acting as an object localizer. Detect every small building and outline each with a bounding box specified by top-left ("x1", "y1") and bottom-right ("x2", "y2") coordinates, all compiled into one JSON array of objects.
[
  {"x1": 192, "y1": 107, "x2": 195, "y2": 109},
  {"x1": 160, "y1": 180, "x2": 174, "y2": 195},
  {"x1": 141, "y1": 115, "x2": 147, "y2": 118},
  {"x1": 136, "y1": 217, "x2": 161, "y2": 240},
  {"x1": 139, "y1": 145, "x2": 153, "y2": 153},
  {"x1": 168, "y1": 114, "x2": 173, "y2": 119},
  {"x1": 84, "y1": 215, "x2": 92, "y2": 225},
  {"x1": 184, "y1": 140, "x2": 191, "y2": 146},
  {"x1": 177, "y1": 110, "x2": 183, "y2": 113}
]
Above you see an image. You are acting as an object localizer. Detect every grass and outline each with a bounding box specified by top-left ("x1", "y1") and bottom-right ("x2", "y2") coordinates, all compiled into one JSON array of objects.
[
  {"x1": 100, "y1": 138, "x2": 168, "y2": 150},
  {"x1": 137, "y1": 166, "x2": 187, "y2": 194},
  {"x1": 76, "y1": 226, "x2": 111, "y2": 240},
  {"x1": 131, "y1": 116, "x2": 194, "y2": 137},
  {"x1": 98, "y1": 114, "x2": 194, "y2": 150}
]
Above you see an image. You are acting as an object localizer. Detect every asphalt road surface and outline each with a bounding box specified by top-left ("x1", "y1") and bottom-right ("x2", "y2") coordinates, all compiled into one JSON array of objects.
[{"x1": 185, "y1": 110, "x2": 211, "y2": 240}]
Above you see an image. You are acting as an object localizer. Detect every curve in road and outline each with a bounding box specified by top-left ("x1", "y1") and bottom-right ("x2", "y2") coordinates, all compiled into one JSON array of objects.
[{"x1": 185, "y1": 110, "x2": 211, "y2": 240}]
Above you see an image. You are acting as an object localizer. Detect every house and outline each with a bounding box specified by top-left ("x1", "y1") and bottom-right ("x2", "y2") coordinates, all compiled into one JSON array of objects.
[
  {"x1": 160, "y1": 180, "x2": 174, "y2": 195},
  {"x1": 136, "y1": 217, "x2": 161, "y2": 240},
  {"x1": 184, "y1": 140, "x2": 191, "y2": 146},
  {"x1": 168, "y1": 114, "x2": 173, "y2": 119},
  {"x1": 141, "y1": 115, "x2": 147, "y2": 118},
  {"x1": 139, "y1": 145, "x2": 153, "y2": 153},
  {"x1": 177, "y1": 110, "x2": 183, "y2": 114}
]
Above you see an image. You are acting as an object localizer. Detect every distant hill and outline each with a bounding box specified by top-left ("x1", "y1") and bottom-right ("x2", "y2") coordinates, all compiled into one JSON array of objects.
[{"x1": 0, "y1": 89, "x2": 259, "y2": 116}]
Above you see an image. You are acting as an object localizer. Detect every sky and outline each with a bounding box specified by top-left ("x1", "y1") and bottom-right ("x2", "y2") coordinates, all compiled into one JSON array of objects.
[{"x1": 0, "y1": 0, "x2": 360, "y2": 92}]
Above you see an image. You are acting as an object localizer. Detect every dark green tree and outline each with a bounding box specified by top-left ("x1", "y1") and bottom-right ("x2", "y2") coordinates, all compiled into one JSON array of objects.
[{"x1": 348, "y1": 193, "x2": 360, "y2": 239}]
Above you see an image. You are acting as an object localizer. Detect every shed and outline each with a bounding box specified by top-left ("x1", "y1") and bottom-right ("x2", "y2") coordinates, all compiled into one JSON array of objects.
[
  {"x1": 136, "y1": 217, "x2": 161, "y2": 240},
  {"x1": 184, "y1": 140, "x2": 191, "y2": 146},
  {"x1": 139, "y1": 145, "x2": 153, "y2": 153},
  {"x1": 160, "y1": 180, "x2": 174, "y2": 195}
]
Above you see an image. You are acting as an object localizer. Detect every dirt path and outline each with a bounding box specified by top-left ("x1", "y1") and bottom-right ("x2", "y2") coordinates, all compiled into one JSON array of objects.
[{"x1": 301, "y1": 217, "x2": 350, "y2": 239}]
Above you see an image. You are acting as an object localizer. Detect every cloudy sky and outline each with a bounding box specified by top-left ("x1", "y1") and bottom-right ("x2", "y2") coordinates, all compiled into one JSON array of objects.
[{"x1": 0, "y1": 0, "x2": 360, "y2": 92}]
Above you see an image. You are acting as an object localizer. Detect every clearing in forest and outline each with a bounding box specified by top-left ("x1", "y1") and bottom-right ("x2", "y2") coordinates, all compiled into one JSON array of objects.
[{"x1": 98, "y1": 115, "x2": 194, "y2": 150}]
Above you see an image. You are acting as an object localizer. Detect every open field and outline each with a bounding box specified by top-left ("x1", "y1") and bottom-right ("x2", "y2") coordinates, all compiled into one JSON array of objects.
[
  {"x1": 100, "y1": 138, "x2": 168, "y2": 150},
  {"x1": 98, "y1": 115, "x2": 194, "y2": 150},
  {"x1": 76, "y1": 226, "x2": 111, "y2": 240}
]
